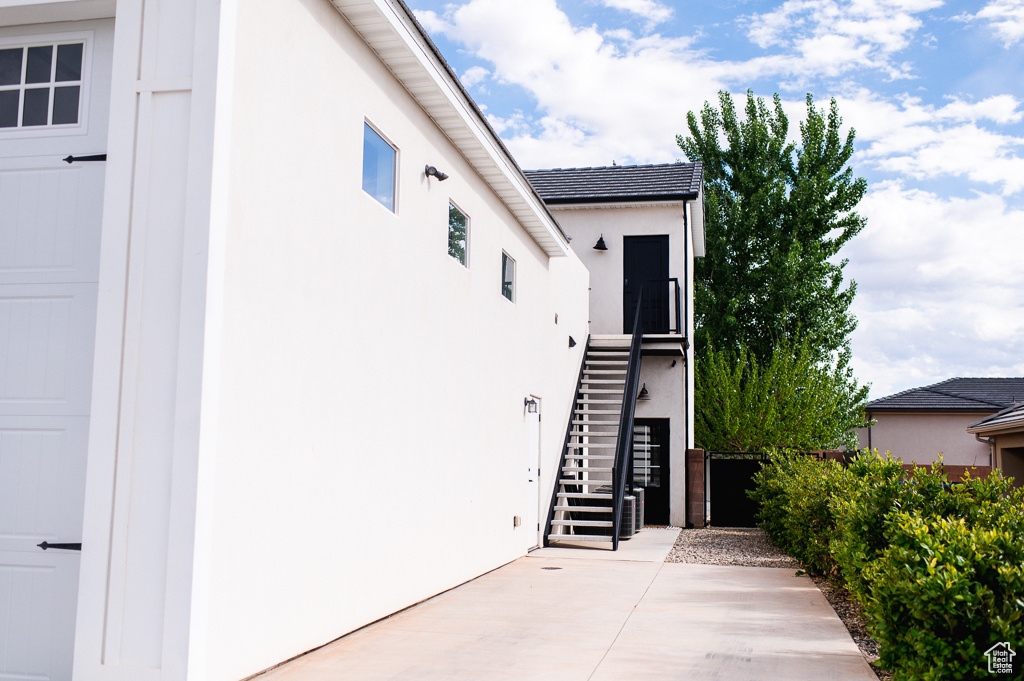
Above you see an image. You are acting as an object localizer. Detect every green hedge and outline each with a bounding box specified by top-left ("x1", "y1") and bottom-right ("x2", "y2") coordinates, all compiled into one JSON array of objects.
[{"x1": 750, "y1": 451, "x2": 1024, "y2": 680}]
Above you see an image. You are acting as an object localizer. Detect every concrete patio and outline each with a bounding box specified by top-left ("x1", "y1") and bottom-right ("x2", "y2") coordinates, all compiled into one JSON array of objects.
[{"x1": 253, "y1": 529, "x2": 877, "y2": 680}]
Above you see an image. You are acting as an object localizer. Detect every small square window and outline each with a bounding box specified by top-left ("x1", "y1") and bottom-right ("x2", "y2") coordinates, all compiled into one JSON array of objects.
[
  {"x1": 0, "y1": 41, "x2": 84, "y2": 129},
  {"x1": 501, "y1": 251, "x2": 515, "y2": 302},
  {"x1": 448, "y1": 203, "x2": 468, "y2": 267},
  {"x1": 362, "y1": 122, "x2": 397, "y2": 212}
]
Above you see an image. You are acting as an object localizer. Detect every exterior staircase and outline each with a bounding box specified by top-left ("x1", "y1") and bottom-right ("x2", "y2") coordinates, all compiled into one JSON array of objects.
[{"x1": 547, "y1": 338, "x2": 631, "y2": 545}]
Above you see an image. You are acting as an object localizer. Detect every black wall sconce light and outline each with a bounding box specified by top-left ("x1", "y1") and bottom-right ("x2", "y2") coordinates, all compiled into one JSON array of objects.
[
  {"x1": 568, "y1": 336, "x2": 577, "y2": 348},
  {"x1": 425, "y1": 165, "x2": 449, "y2": 181},
  {"x1": 638, "y1": 383, "x2": 650, "y2": 400},
  {"x1": 525, "y1": 397, "x2": 538, "y2": 413},
  {"x1": 593, "y1": 234, "x2": 608, "y2": 251}
]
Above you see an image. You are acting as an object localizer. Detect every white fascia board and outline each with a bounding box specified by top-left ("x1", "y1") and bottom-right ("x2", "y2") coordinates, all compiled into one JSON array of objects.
[
  {"x1": 689, "y1": 187, "x2": 705, "y2": 257},
  {"x1": 330, "y1": 0, "x2": 569, "y2": 258}
]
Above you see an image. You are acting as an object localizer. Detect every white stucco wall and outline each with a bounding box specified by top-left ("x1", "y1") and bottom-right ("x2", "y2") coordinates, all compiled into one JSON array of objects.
[
  {"x1": 189, "y1": 2, "x2": 590, "y2": 680},
  {"x1": 856, "y1": 412, "x2": 995, "y2": 466},
  {"x1": 552, "y1": 203, "x2": 687, "y2": 335},
  {"x1": 635, "y1": 356, "x2": 686, "y2": 525}
]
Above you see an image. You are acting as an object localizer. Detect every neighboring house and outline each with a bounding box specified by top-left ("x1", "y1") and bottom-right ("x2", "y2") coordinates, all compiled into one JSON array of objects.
[
  {"x1": 967, "y1": 402, "x2": 1024, "y2": 488},
  {"x1": 0, "y1": 3, "x2": 698, "y2": 681},
  {"x1": 525, "y1": 165, "x2": 704, "y2": 528},
  {"x1": 857, "y1": 378, "x2": 1024, "y2": 466}
]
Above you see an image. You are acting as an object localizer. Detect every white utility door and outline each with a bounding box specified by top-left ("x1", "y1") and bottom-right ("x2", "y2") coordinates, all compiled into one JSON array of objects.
[
  {"x1": 0, "y1": 21, "x2": 112, "y2": 681},
  {"x1": 525, "y1": 403, "x2": 541, "y2": 550}
]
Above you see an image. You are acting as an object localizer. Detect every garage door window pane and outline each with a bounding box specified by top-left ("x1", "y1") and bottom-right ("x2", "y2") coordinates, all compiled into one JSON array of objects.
[
  {"x1": 22, "y1": 88, "x2": 48, "y2": 126},
  {"x1": 52, "y1": 86, "x2": 79, "y2": 125},
  {"x1": 55, "y1": 44, "x2": 82, "y2": 82},
  {"x1": 0, "y1": 91, "x2": 18, "y2": 127},
  {"x1": 0, "y1": 48, "x2": 22, "y2": 86},
  {"x1": 25, "y1": 46, "x2": 52, "y2": 84}
]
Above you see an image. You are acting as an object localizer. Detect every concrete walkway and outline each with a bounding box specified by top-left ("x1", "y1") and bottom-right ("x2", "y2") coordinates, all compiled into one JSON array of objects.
[{"x1": 257, "y1": 529, "x2": 877, "y2": 680}]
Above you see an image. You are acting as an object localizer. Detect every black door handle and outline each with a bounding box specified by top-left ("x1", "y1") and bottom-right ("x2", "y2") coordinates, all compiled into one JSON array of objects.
[
  {"x1": 37, "y1": 541, "x2": 82, "y2": 551},
  {"x1": 63, "y1": 154, "x2": 106, "y2": 164}
]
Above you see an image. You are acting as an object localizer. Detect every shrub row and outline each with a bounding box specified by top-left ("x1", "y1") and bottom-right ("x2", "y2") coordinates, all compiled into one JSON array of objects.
[{"x1": 750, "y1": 451, "x2": 1024, "y2": 680}]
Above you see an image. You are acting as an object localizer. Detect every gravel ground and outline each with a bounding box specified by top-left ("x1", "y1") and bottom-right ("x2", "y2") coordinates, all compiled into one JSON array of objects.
[
  {"x1": 665, "y1": 526, "x2": 801, "y2": 568},
  {"x1": 666, "y1": 526, "x2": 891, "y2": 680}
]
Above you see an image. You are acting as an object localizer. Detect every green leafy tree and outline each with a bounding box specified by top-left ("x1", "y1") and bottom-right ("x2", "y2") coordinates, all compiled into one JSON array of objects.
[
  {"x1": 695, "y1": 339, "x2": 869, "y2": 451},
  {"x1": 678, "y1": 90, "x2": 867, "y2": 361}
]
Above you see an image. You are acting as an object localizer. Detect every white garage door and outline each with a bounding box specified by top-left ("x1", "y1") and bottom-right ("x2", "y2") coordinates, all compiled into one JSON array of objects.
[{"x1": 0, "y1": 21, "x2": 112, "y2": 681}]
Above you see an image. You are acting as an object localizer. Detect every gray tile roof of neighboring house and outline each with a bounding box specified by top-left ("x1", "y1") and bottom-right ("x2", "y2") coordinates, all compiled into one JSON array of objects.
[
  {"x1": 867, "y1": 377, "x2": 1024, "y2": 412},
  {"x1": 968, "y1": 402, "x2": 1024, "y2": 432},
  {"x1": 523, "y1": 163, "x2": 703, "y2": 204}
]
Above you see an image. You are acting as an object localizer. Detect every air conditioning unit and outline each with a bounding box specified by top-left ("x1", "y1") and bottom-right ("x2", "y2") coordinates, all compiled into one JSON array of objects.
[
  {"x1": 633, "y1": 487, "x2": 645, "y2": 531},
  {"x1": 619, "y1": 495, "x2": 637, "y2": 539}
]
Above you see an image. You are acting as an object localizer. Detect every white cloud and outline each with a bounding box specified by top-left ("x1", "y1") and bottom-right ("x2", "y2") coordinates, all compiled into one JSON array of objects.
[
  {"x1": 846, "y1": 182, "x2": 1024, "y2": 397},
  {"x1": 600, "y1": 0, "x2": 673, "y2": 26},
  {"x1": 414, "y1": 0, "x2": 719, "y2": 167},
  {"x1": 743, "y1": 0, "x2": 942, "y2": 79},
  {"x1": 958, "y1": 0, "x2": 1024, "y2": 46},
  {"x1": 460, "y1": 65, "x2": 491, "y2": 88},
  {"x1": 833, "y1": 91, "x2": 1024, "y2": 195}
]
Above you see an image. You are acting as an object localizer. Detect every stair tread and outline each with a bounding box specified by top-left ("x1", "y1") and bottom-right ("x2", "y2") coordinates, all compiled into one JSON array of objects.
[
  {"x1": 553, "y1": 505, "x2": 610, "y2": 512},
  {"x1": 567, "y1": 443, "x2": 616, "y2": 448},
  {"x1": 551, "y1": 519, "x2": 613, "y2": 527},
  {"x1": 547, "y1": 534, "x2": 613, "y2": 542},
  {"x1": 559, "y1": 479, "x2": 612, "y2": 486},
  {"x1": 562, "y1": 467, "x2": 613, "y2": 473},
  {"x1": 557, "y1": 492, "x2": 612, "y2": 499}
]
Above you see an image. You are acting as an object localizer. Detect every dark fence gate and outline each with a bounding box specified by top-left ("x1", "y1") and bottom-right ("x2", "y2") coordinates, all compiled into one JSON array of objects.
[{"x1": 706, "y1": 452, "x2": 766, "y2": 528}]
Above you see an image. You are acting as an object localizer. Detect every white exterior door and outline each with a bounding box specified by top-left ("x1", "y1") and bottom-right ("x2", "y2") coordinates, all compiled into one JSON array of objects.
[
  {"x1": 0, "y1": 21, "x2": 112, "y2": 681},
  {"x1": 525, "y1": 404, "x2": 541, "y2": 550}
]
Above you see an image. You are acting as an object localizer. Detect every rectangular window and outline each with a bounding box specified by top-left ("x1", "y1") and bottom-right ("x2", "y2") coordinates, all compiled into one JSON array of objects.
[
  {"x1": 362, "y1": 122, "x2": 397, "y2": 212},
  {"x1": 0, "y1": 41, "x2": 84, "y2": 129},
  {"x1": 501, "y1": 251, "x2": 515, "y2": 301},
  {"x1": 448, "y1": 202, "x2": 468, "y2": 267}
]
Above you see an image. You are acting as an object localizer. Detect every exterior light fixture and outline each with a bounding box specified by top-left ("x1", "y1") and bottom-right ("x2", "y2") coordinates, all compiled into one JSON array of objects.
[
  {"x1": 593, "y1": 234, "x2": 608, "y2": 251},
  {"x1": 525, "y1": 397, "x2": 538, "y2": 413},
  {"x1": 424, "y1": 165, "x2": 449, "y2": 181},
  {"x1": 568, "y1": 336, "x2": 577, "y2": 348},
  {"x1": 638, "y1": 383, "x2": 650, "y2": 400}
]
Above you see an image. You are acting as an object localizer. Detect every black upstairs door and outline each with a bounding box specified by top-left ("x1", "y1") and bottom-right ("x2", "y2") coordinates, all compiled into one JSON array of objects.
[{"x1": 623, "y1": 235, "x2": 670, "y2": 333}]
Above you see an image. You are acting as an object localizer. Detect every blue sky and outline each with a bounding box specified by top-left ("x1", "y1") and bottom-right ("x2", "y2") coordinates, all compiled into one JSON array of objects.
[{"x1": 408, "y1": 0, "x2": 1024, "y2": 398}]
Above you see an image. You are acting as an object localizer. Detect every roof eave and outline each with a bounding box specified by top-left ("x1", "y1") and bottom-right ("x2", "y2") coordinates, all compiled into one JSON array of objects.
[
  {"x1": 541, "y1": 192, "x2": 700, "y2": 205},
  {"x1": 868, "y1": 407, "x2": 1001, "y2": 413},
  {"x1": 330, "y1": 0, "x2": 570, "y2": 258},
  {"x1": 967, "y1": 419, "x2": 1024, "y2": 435}
]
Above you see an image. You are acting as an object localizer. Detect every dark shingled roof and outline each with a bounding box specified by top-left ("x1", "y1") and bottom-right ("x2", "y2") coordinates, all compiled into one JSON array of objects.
[
  {"x1": 523, "y1": 163, "x2": 702, "y2": 204},
  {"x1": 868, "y1": 378, "x2": 1024, "y2": 412},
  {"x1": 968, "y1": 402, "x2": 1024, "y2": 432}
]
